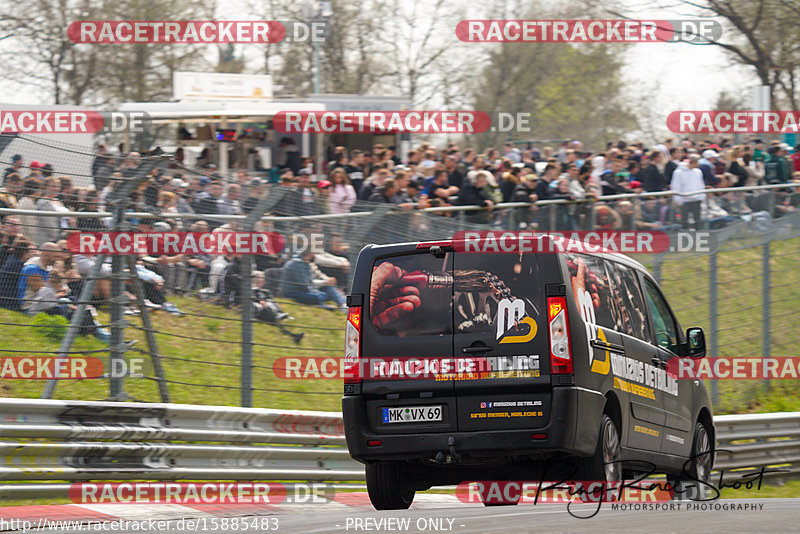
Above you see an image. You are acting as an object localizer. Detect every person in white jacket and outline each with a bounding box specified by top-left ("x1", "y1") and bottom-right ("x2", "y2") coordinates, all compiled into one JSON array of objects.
[
  {"x1": 670, "y1": 154, "x2": 707, "y2": 230},
  {"x1": 327, "y1": 168, "x2": 357, "y2": 214}
]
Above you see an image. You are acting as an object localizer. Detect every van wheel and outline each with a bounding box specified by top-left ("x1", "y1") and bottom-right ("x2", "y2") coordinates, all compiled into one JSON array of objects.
[
  {"x1": 580, "y1": 414, "x2": 622, "y2": 482},
  {"x1": 686, "y1": 422, "x2": 713, "y2": 484},
  {"x1": 366, "y1": 462, "x2": 415, "y2": 510},
  {"x1": 668, "y1": 422, "x2": 713, "y2": 500}
]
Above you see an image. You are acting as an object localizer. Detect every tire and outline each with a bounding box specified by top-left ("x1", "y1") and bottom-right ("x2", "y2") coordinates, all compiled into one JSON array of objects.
[
  {"x1": 580, "y1": 414, "x2": 622, "y2": 482},
  {"x1": 669, "y1": 422, "x2": 713, "y2": 500},
  {"x1": 365, "y1": 462, "x2": 415, "y2": 510},
  {"x1": 686, "y1": 422, "x2": 713, "y2": 484}
]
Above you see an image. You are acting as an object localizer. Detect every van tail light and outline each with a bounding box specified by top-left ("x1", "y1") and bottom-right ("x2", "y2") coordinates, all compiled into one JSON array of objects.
[
  {"x1": 548, "y1": 296, "x2": 573, "y2": 374},
  {"x1": 344, "y1": 306, "x2": 362, "y2": 384}
]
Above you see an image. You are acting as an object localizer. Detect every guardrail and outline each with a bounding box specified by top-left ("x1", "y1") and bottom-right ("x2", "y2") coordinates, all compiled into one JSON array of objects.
[{"x1": 0, "y1": 399, "x2": 797, "y2": 500}]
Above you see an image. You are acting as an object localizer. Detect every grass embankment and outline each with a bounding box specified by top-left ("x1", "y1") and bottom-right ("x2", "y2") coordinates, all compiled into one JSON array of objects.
[{"x1": 0, "y1": 296, "x2": 346, "y2": 411}]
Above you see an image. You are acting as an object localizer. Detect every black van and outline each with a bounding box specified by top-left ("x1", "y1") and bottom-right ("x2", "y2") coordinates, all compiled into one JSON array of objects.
[{"x1": 342, "y1": 239, "x2": 714, "y2": 509}]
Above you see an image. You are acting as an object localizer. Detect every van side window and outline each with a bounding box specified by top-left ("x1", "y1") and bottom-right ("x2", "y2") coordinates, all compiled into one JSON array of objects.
[
  {"x1": 643, "y1": 279, "x2": 679, "y2": 353},
  {"x1": 605, "y1": 262, "x2": 651, "y2": 342},
  {"x1": 565, "y1": 253, "x2": 616, "y2": 330}
]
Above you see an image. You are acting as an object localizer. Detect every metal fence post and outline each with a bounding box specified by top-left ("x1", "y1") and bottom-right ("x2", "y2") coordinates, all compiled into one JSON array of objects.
[
  {"x1": 125, "y1": 255, "x2": 170, "y2": 402},
  {"x1": 763, "y1": 241, "x2": 771, "y2": 393},
  {"x1": 709, "y1": 251, "x2": 719, "y2": 406},
  {"x1": 108, "y1": 253, "x2": 126, "y2": 399},
  {"x1": 41, "y1": 253, "x2": 108, "y2": 399},
  {"x1": 238, "y1": 186, "x2": 292, "y2": 407},
  {"x1": 241, "y1": 256, "x2": 254, "y2": 408}
]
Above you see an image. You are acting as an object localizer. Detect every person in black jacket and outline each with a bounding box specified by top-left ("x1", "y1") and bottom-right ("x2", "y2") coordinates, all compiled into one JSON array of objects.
[
  {"x1": 665, "y1": 147, "x2": 683, "y2": 183},
  {"x1": 642, "y1": 150, "x2": 667, "y2": 192},
  {"x1": 725, "y1": 146, "x2": 748, "y2": 187},
  {"x1": 508, "y1": 173, "x2": 540, "y2": 230},
  {"x1": 456, "y1": 171, "x2": 494, "y2": 224},
  {"x1": 367, "y1": 179, "x2": 397, "y2": 203},
  {"x1": 278, "y1": 137, "x2": 303, "y2": 175}
]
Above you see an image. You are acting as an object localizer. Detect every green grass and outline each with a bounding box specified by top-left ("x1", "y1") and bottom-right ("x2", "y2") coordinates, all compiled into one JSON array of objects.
[
  {"x1": 639, "y1": 235, "x2": 800, "y2": 414},
  {"x1": 0, "y1": 296, "x2": 347, "y2": 412}
]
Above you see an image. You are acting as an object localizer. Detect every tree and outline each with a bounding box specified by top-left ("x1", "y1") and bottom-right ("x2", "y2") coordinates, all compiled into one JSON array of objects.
[
  {"x1": 468, "y1": 40, "x2": 634, "y2": 150},
  {"x1": 372, "y1": 0, "x2": 472, "y2": 105},
  {"x1": 0, "y1": 0, "x2": 215, "y2": 105},
  {"x1": 594, "y1": 0, "x2": 800, "y2": 110},
  {"x1": 0, "y1": 0, "x2": 104, "y2": 104},
  {"x1": 215, "y1": 44, "x2": 245, "y2": 74},
  {"x1": 93, "y1": 0, "x2": 215, "y2": 104},
  {"x1": 247, "y1": 0, "x2": 386, "y2": 96}
]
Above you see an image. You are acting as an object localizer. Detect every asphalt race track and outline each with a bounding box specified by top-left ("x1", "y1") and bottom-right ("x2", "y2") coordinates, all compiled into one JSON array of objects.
[{"x1": 7, "y1": 498, "x2": 797, "y2": 533}]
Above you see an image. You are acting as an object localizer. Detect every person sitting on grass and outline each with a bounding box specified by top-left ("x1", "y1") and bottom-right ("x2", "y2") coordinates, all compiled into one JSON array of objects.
[
  {"x1": 252, "y1": 270, "x2": 303, "y2": 344},
  {"x1": 279, "y1": 250, "x2": 346, "y2": 310},
  {"x1": 28, "y1": 270, "x2": 111, "y2": 342}
]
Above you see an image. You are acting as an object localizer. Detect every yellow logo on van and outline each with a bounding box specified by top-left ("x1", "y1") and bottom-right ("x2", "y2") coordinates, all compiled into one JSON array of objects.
[
  {"x1": 496, "y1": 298, "x2": 537, "y2": 344},
  {"x1": 590, "y1": 328, "x2": 611, "y2": 375}
]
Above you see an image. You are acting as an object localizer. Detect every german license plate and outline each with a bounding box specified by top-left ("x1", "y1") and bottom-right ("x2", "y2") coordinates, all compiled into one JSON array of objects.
[{"x1": 382, "y1": 405, "x2": 443, "y2": 424}]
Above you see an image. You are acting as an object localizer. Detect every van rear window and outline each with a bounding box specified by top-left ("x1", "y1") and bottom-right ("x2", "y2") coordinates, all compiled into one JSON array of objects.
[{"x1": 370, "y1": 255, "x2": 453, "y2": 336}]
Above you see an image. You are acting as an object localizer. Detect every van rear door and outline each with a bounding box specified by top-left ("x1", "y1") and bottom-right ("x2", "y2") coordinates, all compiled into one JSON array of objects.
[{"x1": 451, "y1": 251, "x2": 552, "y2": 431}]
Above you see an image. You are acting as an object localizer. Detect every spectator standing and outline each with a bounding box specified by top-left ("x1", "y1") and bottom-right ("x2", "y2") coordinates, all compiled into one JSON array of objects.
[
  {"x1": 36, "y1": 177, "x2": 65, "y2": 245},
  {"x1": 16, "y1": 178, "x2": 41, "y2": 245},
  {"x1": 444, "y1": 155, "x2": 464, "y2": 189},
  {"x1": 367, "y1": 179, "x2": 397, "y2": 204},
  {"x1": 328, "y1": 168, "x2": 357, "y2": 214},
  {"x1": 509, "y1": 173, "x2": 539, "y2": 229},
  {"x1": 699, "y1": 150, "x2": 721, "y2": 186},
  {"x1": 242, "y1": 178, "x2": 266, "y2": 213},
  {"x1": 642, "y1": 150, "x2": 667, "y2": 192},
  {"x1": 358, "y1": 168, "x2": 391, "y2": 201},
  {"x1": 220, "y1": 183, "x2": 242, "y2": 215},
  {"x1": 193, "y1": 179, "x2": 224, "y2": 228},
  {"x1": 286, "y1": 170, "x2": 319, "y2": 216},
  {"x1": 456, "y1": 171, "x2": 494, "y2": 224},
  {"x1": 344, "y1": 150, "x2": 366, "y2": 194},
  {"x1": 725, "y1": 146, "x2": 749, "y2": 187},
  {"x1": 670, "y1": 155, "x2": 706, "y2": 230},
  {"x1": 76, "y1": 189, "x2": 105, "y2": 232},
  {"x1": 429, "y1": 169, "x2": 459, "y2": 203},
  {"x1": 764, "y1": 146, "x2": 789, "y2": 184},
  {"x1": 277, "y1": 137, "x2": 302, "y2": 175},
  {"x1": 665, "y1": 148, "x2": 683, "y2": 183}
]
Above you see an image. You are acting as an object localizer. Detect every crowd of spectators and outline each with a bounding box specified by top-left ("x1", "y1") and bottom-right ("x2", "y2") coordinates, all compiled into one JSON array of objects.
[{"x1": 1, "y1": 135, "x2": 799, "y2": 336}]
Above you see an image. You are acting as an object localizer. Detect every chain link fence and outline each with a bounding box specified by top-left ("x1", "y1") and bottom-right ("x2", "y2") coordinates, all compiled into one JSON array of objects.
[{"x1": 1, "y1": 134, "x2": 799, "y2": 413}]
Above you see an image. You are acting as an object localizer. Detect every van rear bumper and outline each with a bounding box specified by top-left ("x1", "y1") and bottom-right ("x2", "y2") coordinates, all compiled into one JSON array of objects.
[{"x1": 342, "y1": 386, "x2": 601, "y2": 462}]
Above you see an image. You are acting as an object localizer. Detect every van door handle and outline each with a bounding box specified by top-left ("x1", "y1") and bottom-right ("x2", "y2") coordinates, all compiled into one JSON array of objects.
[
  {"x1": 651, "y1": 357, "x2": 665, "y2": 368},
  {"x1": 462, "y1": 345, "x2": 492, "y2": 354}
]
